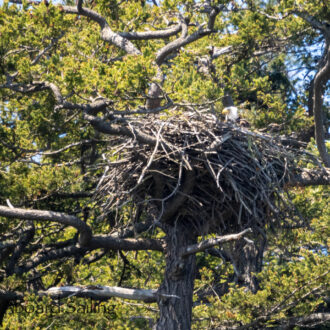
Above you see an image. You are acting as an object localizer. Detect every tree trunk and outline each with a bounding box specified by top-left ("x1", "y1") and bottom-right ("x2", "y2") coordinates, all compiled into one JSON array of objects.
[
  {"x1": 307, "y1": 78, "x2": 314, "y2": 117},
  {"x1": 230, "y1": 236, "x2": 265, "y2": 293},
  {"x1": 146, "y1": 66, "x2": 164, "y2": 110},
  {"x1": 155, "y1": 224, "x2": 197, "y2": 330},
  {"x1": 146, "y1": 82, "x2": 162, "y2": 110},
  {"x1": 312, "y1": 40, "x2": 330, "y2": 167},
  {"x1": 0, "y1": 301, "x2": 9, "y2": 325}
]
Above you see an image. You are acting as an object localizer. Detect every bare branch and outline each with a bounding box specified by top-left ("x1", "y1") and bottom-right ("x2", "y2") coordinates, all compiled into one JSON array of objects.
[
  {"x1": 89, "y1": 236, "x2": 163, "y2": 252},
  {"x1": 62, "y1": 1, "x2": 141, "y2": 55},
  {"x1": 0, "y1": 81, "x2": 47, "y2": 94},
  {"x1": 0, "y1": 206, "x2": 92, "y2": 246},
  {"x1": 43, "y1": 285, "x2": 158, "y2": 303},
  {"x1": 2, "y1": 285, "x2": 179, "y2": 305},
  {"x1": 156, "y1": 6, "x2": 223, "y2": 65},
  {"x1": 109, "y1": 221, "x2": 154, "y2": 238},
  {"x1": 156, "y1": 27, "x2": 209, "y2": 65},
  {"x1": 208, "y1": 5, "x2": 223, "y2": 30},
  {"x1": 42, "y1": 140, "x2": 97, "y2": 156},
  {"x1": 209, "y1": 46, "x2": 233, "y2": 59},
  {"x1": 119, "y1": 24, "x2": 182, "y2": 40},
  {"x1": 287, "y1": 168, "x2": 330, "y2": 187},
  {"x1": 182, "y1": 228, "x2": 252, "y2": 257}
]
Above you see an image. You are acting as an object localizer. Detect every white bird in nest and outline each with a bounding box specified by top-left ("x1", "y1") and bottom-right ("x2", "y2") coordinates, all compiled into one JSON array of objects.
[
  {"x1": 222, "y1": 106, "x2": 239, "y2": 122},
  {"x1": 221, "y1": 95, "x2": 250, "y2": 127},
  {"x1": 222, "y1": 105, "x2": 250, "y2": 127}
]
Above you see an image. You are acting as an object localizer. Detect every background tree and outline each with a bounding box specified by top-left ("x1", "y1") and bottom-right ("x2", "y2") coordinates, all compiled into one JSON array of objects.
[{"x1": 0, "y1": 0, "x2": 329, "y2": 329}]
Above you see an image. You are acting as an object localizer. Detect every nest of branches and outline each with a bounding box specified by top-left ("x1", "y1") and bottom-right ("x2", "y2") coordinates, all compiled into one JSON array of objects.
[{"x1": 94, "y1": 109, "x2": 317, "y2": 236}]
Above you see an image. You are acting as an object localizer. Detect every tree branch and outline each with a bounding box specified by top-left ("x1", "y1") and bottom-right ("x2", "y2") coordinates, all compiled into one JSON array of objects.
[
  {"x1": 277, "y1": 312, "x2": 330, "y2": 328},
  {"x1": 181, "y1": 228, "x2": 252, "y2": 257},
  {"x1": 8, "y1": 246, "x2": 85, "y2": 276},
  {"x1": 155, "y1": 5, "x2": 224, "y2": 65},
  {"x1": 1, "y1": 285, "x2": 179, "y2": 305},
  {"x1": 292, "y1": 11, "x2": 330, "y2": 36},
  {"x1": 89, "y1": 236, "x2": 164, "y2": 252},
  {"x1": 1, "y1": 79, "x2": 175, "y2": 148},
  {"x1": 12, "y1": 235, "x2": 163, "y2": 277},
  {"x1": 156, "y1": 26, "x2": 209, "y2": 65},
  {"x1": 286, "y1": 168, "x2": 330, "y2": 187},
  {"x1": 0, "y1": 206, "x2": 92, "y2": 246},
  {"x1": 119, "y1": 24, "x2": 182, "y2": 40},
  {"x1": 0, "y1": 80, "x2": 112, "y2": 115},
  {"x1": 83, "y1": 113, "x2": 170, "y2": 148},
  {"x1": 312, "y1": 40, "x2": 330, "y2": 167},
  {"x1": 6, "y1": 223, "x2": 35, "y2": 276},
  {"x1": 43, "y1": 285, "x2": 158, "y2": 303},
  {"x1": 62, "y1": 1, "x2": 141, "y2": 55}
]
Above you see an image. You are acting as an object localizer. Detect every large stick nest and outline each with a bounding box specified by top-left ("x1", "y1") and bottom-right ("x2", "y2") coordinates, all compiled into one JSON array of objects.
[{"x1": 95, "y1": 109, "x2": 317, "y2": 235}]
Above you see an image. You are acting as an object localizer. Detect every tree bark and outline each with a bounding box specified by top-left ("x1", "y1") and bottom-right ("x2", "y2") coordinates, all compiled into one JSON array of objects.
[
  {"x1": 307, "y1": 77, "x2": 314, "y2": 117},
  {"x1": 229, "y1": 236, "x2": 265, "y2": 293},
  {"x1": 0, "y1": 301, "x2": 9, "y2": 326},
  {"x1": 312, "y1": 40, "x2": 330, "y2": 167},
  {"x1": 155, "y1": 223, "x2": 197, "y2": 330}
]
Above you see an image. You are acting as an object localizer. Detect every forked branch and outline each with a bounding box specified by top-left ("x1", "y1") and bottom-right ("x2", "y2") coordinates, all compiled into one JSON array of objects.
[{"x1": 0, "y1": 206, "x2": 164, "y2": 252}]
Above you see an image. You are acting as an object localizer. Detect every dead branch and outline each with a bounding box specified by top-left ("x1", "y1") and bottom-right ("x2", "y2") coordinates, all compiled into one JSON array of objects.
[
  {"x1": 0, "y1": 206, "x2": 92, "y2": 246},
  {"x1": 1, "y1": 285, "x2": 179, "y2": 305},
  {"x1": 182, "y1": 228, "x2": 252, "y2": 257},
  {"x1": 43, "y1": 285, "x2": 158, "y2": 303},
  {"x1": 63, "y1": 0, "x2": 141, "y2": 55},
  {"x1": 89, "y1": 236, "x2": 163, "y2": 252}
]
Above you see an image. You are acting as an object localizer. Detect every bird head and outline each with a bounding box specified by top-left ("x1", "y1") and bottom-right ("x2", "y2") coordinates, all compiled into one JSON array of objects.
[{"x1": 222, "y1": 106, "x2": 239, "y2": 122}]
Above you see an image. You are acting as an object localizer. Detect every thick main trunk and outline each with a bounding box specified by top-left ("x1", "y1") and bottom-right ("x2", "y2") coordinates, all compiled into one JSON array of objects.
[{"x1": 155, "y1": 224, "x2": 197, "y2": 330}]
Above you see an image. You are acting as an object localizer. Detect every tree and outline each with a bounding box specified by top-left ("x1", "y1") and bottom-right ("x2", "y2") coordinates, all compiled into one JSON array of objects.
[{"x1": 0, "y1": 0, "x2": 329, "y2": 329}]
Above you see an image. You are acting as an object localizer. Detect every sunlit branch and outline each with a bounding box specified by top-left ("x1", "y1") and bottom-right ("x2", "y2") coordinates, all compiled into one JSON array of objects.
[
  {"x1": 43, "y1": 285, "x2": 158, "y2": 302},
  {"x1": 0, "y1": 206, "x2": 92, "y2": 246},
  {"x1": 62, "y1": 1, "x2": 141, "y2": 55},
  {"x1": 119, "y1": 24, "x2": 182, "y2": 40},
  {"x1": 182, "y1": 228, "x2": 252, "y2": 257}
]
